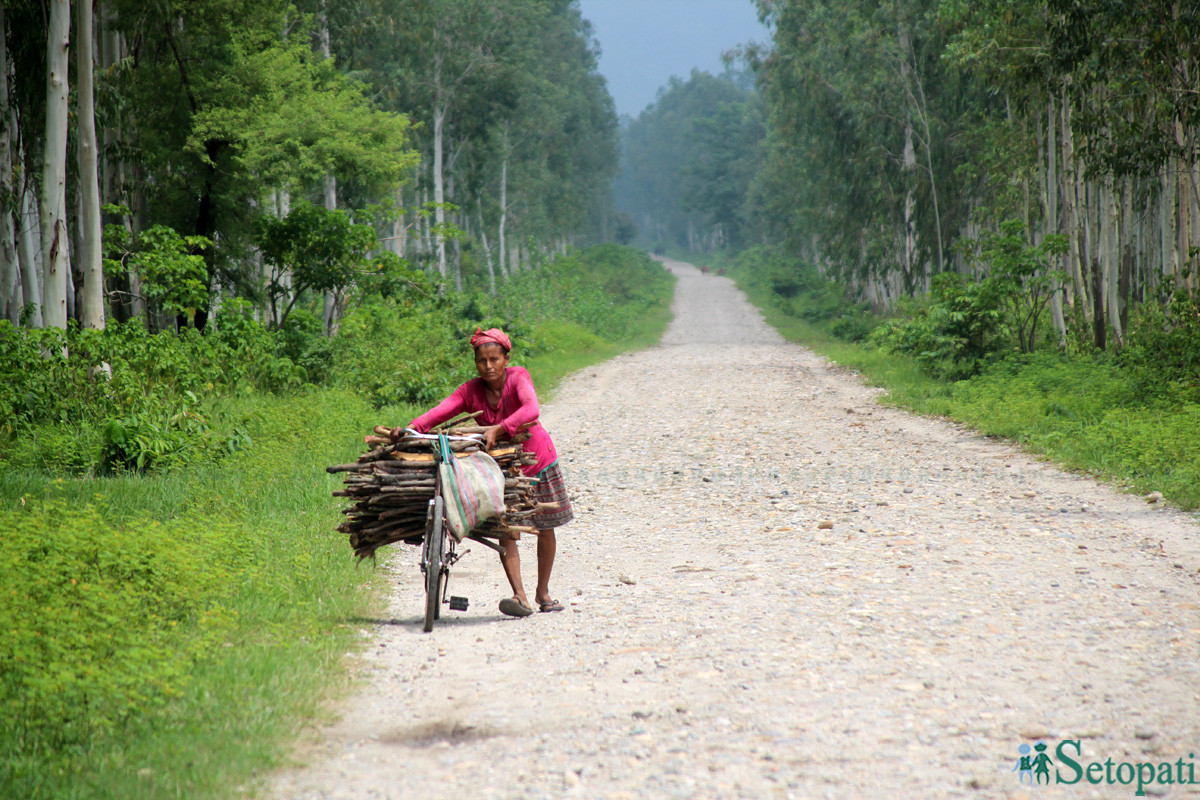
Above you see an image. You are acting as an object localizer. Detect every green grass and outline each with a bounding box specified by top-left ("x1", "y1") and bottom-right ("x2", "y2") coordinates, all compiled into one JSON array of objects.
[
  {"x1": 0, "y1": 390, "x2": 391, "y2": 800},
  {"x1": 0, "y1": 250, "x2": 675, "y2": 800},
  {"x1": 731, "y1": 266, "x2": 1200, "y2": 511}
]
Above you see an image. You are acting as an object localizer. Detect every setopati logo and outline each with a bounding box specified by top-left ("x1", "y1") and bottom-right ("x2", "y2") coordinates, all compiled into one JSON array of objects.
[{"x1": 1013, "y1": 739, "x2": 1198, "y2": 797}]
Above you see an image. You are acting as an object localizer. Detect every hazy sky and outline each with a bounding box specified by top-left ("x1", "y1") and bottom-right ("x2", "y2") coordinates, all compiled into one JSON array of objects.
[{"x1": 576, "y1": 0, "x2": 769, "y2": 119}]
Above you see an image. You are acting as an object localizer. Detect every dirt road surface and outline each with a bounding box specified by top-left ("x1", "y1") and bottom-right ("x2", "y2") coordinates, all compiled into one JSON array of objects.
[{"x1": 268, "y1": 258, "x2": 1200, "y2": 799}]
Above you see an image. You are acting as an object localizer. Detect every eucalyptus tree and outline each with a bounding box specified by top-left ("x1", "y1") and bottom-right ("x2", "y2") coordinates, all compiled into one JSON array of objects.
[
  {"x1": 752, "y1": 0, "x2": 961, "y2": 301},
  {"x1": 616, "y1": 70, "x2": 758, "y2": 253},
  {"x1": 40, "y1": 0, "x2": 70, "y2": 330},
  {"x1": 77, "y1": 0, "x2": 105, "y2": 330}
]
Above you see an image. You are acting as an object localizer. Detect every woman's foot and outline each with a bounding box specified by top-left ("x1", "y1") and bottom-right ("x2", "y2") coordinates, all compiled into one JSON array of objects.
[
  {"x1": 499, "y1": 596, "x2": 533, "y2": 617},
  {"x1": 538, "y1": 600, "x2": 564, "y2": 613}
]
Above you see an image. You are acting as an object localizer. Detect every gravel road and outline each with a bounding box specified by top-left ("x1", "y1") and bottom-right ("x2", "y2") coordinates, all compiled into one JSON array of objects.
[{"x1": 267, "y1": 258, "x2": 1200, "y2": 800}]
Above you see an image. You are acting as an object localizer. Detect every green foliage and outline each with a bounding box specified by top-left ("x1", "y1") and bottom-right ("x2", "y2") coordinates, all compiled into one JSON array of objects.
[
  {"x1": 617, "y1": 70, "x2": 763, "y2": 251},
  {"x1": 103, "y1": 216, "x2": 212, "y2": 324},
  {"x1": 873, "y1": 273, "x2": 1009, "y2": 379},
  {"x1": 1121, "y1": 292, "x2": 1200, "y2": 404},
  {"x1": 330, "y1": 301, "x2": 474, "y2": 408},
  {"x1": 256, "y1": 201, "x2": 378, "y2": 326},
  {"x1": 0, "y1": 315, "x2": 304, "y2": 474},
  {"x1": 0, "y1": 503, "x2": 243, "y2": 750},
  {"x1": 188, "y1": 29, "x2": 417, "y2": 193},
  {"x1": 0, "y1": 390, "x2": 384, "y2": 799},
  {"x1": 873, "y1": 223, "x2": 1069, "y2": 377},
  {"x1": 970, "y1": 221, "x2": 1069, "y2": 353}
]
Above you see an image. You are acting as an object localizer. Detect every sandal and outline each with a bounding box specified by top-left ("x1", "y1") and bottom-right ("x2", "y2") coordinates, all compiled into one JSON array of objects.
[
  {"x1": 538, "y1": 600, "x2": 564, "y2": 613},
  {"x1": 499, "y1": 597, "x2": 533, "y2": 617}
]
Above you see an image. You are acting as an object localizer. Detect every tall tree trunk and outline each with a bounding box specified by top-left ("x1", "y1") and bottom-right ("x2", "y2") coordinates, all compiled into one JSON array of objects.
[
  {"x1": 40, "y1": 0, "x2": 71, "y2": 330},
  {"x1": 1103, "y1": 175, "x2": 1124, "y2": 347},
  {"x1": 77, "y1": 0, "x2": 105, "y2": 330},
  {"x1": 432, "y1": 51, "x2": 449, "y2": 286},
  {"x1": 318, "y1": 1, "x2": 339, "y2": 335},
  {"x1": 1061, "y1": 99, "x2": 1088, "y2": 319},
  {"x1": 0, "y1": 4, "x2": 21, "y2": 323},
  {"x1": 322, "y1": 173, "x2": 338, "y2": 334},
  {"x1": 903, "y1": 29, "x2": 943, "y2": 278},
  {"x1": 18, "y1": 171, "x2": 43, "y2": 326},
  {"x1": 1119, "y1": 177, "x2": 1133, "y2": 334},
  {"x1": 1043, "y1": 97, "x2": 1067, "y2": 346},
  {"x1": 477, "y1": 197, "x2": 496, "y2": 295},
  {"x1": 497, "y1": 123, "x2": 510, "y2": 280}
]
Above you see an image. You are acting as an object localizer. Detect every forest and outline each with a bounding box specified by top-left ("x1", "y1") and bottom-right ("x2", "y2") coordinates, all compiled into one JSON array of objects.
[
  {"x1": 3, "y1": 0, "x2": 1200, "y2": 797},
  {"x1": 618, "y1": 0, "x2": 1199, "y2": 504}
]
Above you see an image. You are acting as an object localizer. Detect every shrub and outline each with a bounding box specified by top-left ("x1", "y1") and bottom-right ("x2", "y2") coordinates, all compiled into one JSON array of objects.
[
  {"x1": 873, "y1": 273, "x2": 1010, "y2": 379},
  {"x1": 1121, "y1": 291, "x2": 1200, "y2": 404}
]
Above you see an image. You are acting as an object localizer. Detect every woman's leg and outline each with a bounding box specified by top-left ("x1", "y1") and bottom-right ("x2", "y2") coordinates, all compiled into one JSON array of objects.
[
  {"x1": 499, "y1": 537, "x2": 529, "y2": 609},
  {"x1": 535, "y1": 529, "x2": 556, "y2": 606}
]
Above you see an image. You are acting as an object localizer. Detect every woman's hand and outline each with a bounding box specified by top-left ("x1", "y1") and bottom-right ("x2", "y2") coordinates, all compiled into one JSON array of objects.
[
  {"x1": 388, "y1": 427, "x2": 405, "y2": 441},
  {"x1": 482, "y1": 424, "x2": 505, "y2": 450}
]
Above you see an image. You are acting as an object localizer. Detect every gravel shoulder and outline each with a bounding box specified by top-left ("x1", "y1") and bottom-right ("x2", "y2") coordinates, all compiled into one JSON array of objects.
[{"x1": 267, "y1": 257, "x2": 1200, "y2": 800}]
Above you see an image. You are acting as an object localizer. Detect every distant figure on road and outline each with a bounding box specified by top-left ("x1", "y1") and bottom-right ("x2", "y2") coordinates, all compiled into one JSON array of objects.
[{"x1": 397, "y1": 327, "x2": 574, "y2": 618}]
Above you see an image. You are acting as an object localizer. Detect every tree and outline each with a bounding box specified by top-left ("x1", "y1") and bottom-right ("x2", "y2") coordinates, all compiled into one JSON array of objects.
[
  {"x1": 256, "y1": 201, "x2": 375, "y2": 327},
  {"x1": 616, "y1": 70, "x2": 760, "y2": 252},
  {"x1": 40, "y1": 0, "x2": 71, "y2": 330},
  {"x1": 78, "y1": 0, "x2": 106, "y2": 330}
]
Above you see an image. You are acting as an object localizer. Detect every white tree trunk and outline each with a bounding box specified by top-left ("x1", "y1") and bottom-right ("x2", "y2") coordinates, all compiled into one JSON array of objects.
[
  {"x1": 322, "y1": 173, "x2": 338, "y2": 334},
  {"x1": 318, "y1": 1, "x2": 339, "y2": 334},
  {"x1": 432, "y1": 53, "x2": 448, "y2": 284},
  {"x1": 498, "y1": 146, "x2": 509, "y2": 280},
  {"x1": 40, "y1": 0, "x2": 71, "y2": 330},
  {"x1": 393, "y1": 185, "x2": 406, "y2": 257},
  {"x1": 477, "y1": 197, "x2": 496, "y2": 295},
  {"x1": 18, "y1": 171, "x2": 43, "y2": 326},
  {"x1": 1044, "y1": 97, "x2": 1066, "y2": 345},
  {"x1": 1103, "y1": 176, "x2": 1123, "y2": 346},
  {"x1": 77, "y1": 0, "x2": 105, "y2": 330}
]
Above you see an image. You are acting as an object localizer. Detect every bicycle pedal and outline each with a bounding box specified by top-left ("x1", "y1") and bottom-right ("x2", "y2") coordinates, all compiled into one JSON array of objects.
[{"x1": 448, "y1": 596, "x2": 469, "y2": 611}]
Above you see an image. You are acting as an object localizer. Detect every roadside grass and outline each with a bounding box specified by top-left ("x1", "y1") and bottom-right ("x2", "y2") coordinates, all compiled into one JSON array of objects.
[
  {"x1": 730, "y1": 266, "x2": 1200, "y2": 511},
  {"x1": 0, "y1": 389, "x2": 390, "y2": 800},
  {"x1": 0, "y1": 250, "x2": 676, "y2": 800}
]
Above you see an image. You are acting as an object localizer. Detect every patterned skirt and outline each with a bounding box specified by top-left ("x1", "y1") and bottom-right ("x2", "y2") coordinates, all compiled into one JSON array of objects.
[{"x1": 530, "y1": 461, "x2": 574, "y2": 530}]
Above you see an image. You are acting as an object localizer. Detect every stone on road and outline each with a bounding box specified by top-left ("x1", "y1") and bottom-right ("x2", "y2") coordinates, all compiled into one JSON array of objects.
[{"x1": 268, "y1": 258, "x2": 1200, "y2": 799}]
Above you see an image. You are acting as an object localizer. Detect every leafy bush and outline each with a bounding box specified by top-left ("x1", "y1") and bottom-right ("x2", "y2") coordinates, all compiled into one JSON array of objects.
[
  {"x1": 330, "y1": 300, "x2": 474, "y2": 408},
  {"x1": 873, "y1": 273, "x2": 1010, "y2": 379},
  {"x1": 1121, "y1": 291, "x2": 1200, "y2": 404},
  {"x1": 0, "y1": 317, "x2": 294, "y2": 473}
]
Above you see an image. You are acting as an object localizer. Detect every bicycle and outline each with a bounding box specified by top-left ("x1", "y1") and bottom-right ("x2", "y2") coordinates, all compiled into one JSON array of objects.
[{"x1": 418, "y1": 431, "x2": 509, "y2": 632}]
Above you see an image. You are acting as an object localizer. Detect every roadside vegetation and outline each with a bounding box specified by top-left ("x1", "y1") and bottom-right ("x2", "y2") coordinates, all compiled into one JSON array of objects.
[
  {"x1": 616, "y1": 3, "x2": 1200, "y2": 516},
  {"x1": 0, "y1": 244, "x2": 673, "y2": 800},
  {"x1": 709, "y1": 245, "x2": 1200, "y2": 511}
]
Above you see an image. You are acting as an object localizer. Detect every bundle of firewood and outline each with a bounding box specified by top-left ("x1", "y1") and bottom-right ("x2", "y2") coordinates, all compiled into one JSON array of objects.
[{"x1": 325, "y1": 413, "x2": 555, "y2": 560}]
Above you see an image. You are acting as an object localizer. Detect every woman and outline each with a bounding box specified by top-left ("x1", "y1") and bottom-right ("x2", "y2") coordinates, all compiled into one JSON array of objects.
[{"x1": 398, "y1": 327, "x2": 574, "y2": 617}]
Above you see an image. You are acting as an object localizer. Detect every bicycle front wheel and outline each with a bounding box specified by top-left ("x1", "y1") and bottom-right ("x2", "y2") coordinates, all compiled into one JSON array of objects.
[{"x1": 423, "y1": 495, "x2": 445, "y2": 632}]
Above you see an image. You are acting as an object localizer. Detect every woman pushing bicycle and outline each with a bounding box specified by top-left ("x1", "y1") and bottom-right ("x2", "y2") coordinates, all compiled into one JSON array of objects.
[{"x1": 393, "y1": 327, "x2": 574, "y2": 618}]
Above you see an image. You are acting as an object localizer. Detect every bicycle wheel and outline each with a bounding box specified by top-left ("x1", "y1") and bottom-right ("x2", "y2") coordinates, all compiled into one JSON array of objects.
[{"x1": 423, "y1": 495, "x2": 445, "y2": 632}]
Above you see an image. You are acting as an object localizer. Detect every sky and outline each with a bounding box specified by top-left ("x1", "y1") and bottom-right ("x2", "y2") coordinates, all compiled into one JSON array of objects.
[{"x1": 575, "y1": 0, "x2": 770, "y2": 119}]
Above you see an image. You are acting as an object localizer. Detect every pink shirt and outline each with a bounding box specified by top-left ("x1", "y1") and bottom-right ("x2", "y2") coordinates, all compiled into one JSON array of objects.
[{"x1": 409, "y1": 366, "x2": 558, "y2": 476}]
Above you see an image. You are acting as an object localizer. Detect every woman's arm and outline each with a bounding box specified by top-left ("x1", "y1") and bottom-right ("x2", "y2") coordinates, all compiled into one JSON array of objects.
[
  {"x1": 499, "y1": 369, "x2": 540, "y2": 436},
  {"x1": 407, "y1": 384, "x2": 472, "y2": 433}
]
